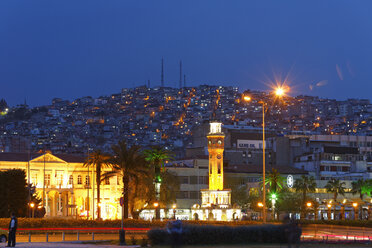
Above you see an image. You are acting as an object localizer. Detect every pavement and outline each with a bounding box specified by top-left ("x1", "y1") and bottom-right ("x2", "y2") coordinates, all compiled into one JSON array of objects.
[{"x1": 0, "y1": 242, "x2": 140, "y2": 248}]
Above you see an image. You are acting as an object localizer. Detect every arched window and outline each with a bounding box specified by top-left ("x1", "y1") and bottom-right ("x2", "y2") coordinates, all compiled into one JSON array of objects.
[
  {"x1": 69, "y1": 175, "x2": 73, "y2": 185},
  {"x1": 77, "y1": 175, "x2": 82, "y2": 185}
]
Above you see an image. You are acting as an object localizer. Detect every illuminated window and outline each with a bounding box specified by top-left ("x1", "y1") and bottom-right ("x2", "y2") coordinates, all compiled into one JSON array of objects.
[
  {"x1": 105, "y1": 177, "x2": 110, "y2": 185},
  {"x1": 44, "y1": 174, "x2": 50, "y2": 186},
  {"x1": 31, "y1": 174, "x2": 38, "y2": 185},
  {"x1": 77, "y1": 175, "x2": 82, "y2": 185},
  {"x1": 85, "y1": 175, "x2": 90, "y2": 186},
  {"x1": 69, "y1": 175, "x2": 73, "y2": 185},
  {"x1": 56, "y1": 173, "x2": 63, "y2": 185}
]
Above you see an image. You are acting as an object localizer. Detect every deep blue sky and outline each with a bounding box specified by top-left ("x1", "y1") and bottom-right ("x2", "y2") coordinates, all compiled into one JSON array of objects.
[{"x1": 1, "y1": 1, "x2": 372, "y2": 106}]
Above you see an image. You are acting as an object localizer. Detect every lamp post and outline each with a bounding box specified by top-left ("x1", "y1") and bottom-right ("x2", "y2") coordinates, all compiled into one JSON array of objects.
[
  {"x1": 172, "y1": 204, "x2": 177, "y2": 220},
  {"x1": 30, "y1": 202, "x2": 35, "y2": 218},
  {"x1": 257, "y1": 202, "x2": 264, "y2": 221},
  {"x1": 352, "y1": 202, "x2": 358, "y2": 220},
  {"x1": 271, "y1": 193, "x2": 277, "y2": 220},
  {"x1": 242, "y1": 85, "x2": 288, "y2": 223},
  {"x1": 154, "y1": 202, "x2": 159, "y2": 220},
  {"x1": 306, "y1": 202, "x2": 312, "y2": 219},
  {"x1": 327, "y1": 204, "x2": 332, "y2": 220}
]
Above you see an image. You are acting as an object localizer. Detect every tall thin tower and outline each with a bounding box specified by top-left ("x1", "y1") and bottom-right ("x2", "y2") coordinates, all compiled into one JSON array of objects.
[
  {"x1": 161, "y1": 58, "x2": 164, "y2": 87},
  {"x1": 179, "y1": 60, "x2": 182, "y2": 89}
]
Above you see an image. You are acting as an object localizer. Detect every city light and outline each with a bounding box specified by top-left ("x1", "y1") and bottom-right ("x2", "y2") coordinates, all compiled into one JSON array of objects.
[
  {"x1": 327, "y1": 204, "x2": 332, "y2": 208},
  {"x1": 153, "y1": 202, "x2": 159, "y2": 208},
  {"x1": 257, "y1": 202, "x2": 264, "y2": 207},
  {"x1": 243, "y1": 95, "x2": 251, "y2": 102},
  {"x1": 306, "y1": 202, "x2": 312, "y2": 207},
  {"x1": 30, "y1": 202, "x2": 35, "y2": 208},
  {"x1": 352, "y1": 202, "x2": 358, "y2": 208},
  {"x1": 172, "y1": 204, "x2": 177, "y2": 209},
  {"x1": 270, "y1": 193, "x2": 277, "y2": 200}
]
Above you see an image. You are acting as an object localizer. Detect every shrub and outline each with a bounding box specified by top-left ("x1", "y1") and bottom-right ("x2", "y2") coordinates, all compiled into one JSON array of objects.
[{"x1": 147, "y1": 224, "x2": 293, "y2": 245}]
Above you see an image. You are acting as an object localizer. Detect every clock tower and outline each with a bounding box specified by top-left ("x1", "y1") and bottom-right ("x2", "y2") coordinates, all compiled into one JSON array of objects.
[{"x1": 207, "y1": 122, "x2": 225, "y2": 191}]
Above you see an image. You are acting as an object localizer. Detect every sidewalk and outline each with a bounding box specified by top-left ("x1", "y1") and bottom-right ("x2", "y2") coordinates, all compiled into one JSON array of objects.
[{"x1": 0, "y1": 242, "x2": 140, "y2": 248}]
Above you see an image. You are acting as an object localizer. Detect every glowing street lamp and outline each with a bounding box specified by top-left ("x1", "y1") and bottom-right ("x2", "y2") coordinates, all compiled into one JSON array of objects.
[
  {"x1": 30, "y1": 202, "x2": 35, "y2": 218},
  {"x1": 271, "y1": 193, "x2": 278, "y2": 220},
  {"x1": 306, "y1": 202, "x2": 312, "y2": 208},
  {"x1": 241, "y1": 85, "x2": 288, "y2": 223},
  {"x1": 243, "y1": 95, "x2": 251, "y2": 102},
  {"x1": 352, "y1": 202, "x2": 358, "y2": 220},
  {"x1": 327, "y1": 204, "x2": 332, "y2": 220},
  {"x1": 172, "y1": 204, "x2": 177, "y2": 219}
]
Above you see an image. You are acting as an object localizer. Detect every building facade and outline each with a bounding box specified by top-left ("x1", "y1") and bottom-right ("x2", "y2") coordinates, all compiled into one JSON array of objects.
[{"x1": 0, "y1": 152, "x2": 122, "y2": 219}]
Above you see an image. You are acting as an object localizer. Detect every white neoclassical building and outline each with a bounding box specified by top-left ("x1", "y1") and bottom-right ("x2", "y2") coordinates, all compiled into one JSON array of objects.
[{"x1": 0, "y1": 152, "x2": 122, "y2": 219}]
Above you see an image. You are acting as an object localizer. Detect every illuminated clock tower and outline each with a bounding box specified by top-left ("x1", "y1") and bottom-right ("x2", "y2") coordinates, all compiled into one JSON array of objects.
[
  {"x1": 200, "y1": 121, "x2": 232, "y2": 210},
  {"x1": 207, "y1": 122, "x2": 225, "y2": 191}
]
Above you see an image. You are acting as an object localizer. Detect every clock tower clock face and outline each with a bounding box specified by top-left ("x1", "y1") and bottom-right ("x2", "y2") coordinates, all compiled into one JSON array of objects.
[{"x1": 218, "y1": 140, "x2": 222, "y2": 145}]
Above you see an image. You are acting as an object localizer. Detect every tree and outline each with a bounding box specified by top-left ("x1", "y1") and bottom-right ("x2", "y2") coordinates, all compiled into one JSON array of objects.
[
  {"x1": 263, "y1": 168, "x2": 286, "y2": 220},
  {"x1": 103, "y1": 140, "x2": 147, "y2": 219},
  {"x1": 264, "y1": 168, "x2": 285, "y2": 194},
  {"x1": 84, "y1": 149, "x2": 111, "y2": 220},
  {"x1": 351, "y1": 179, "x2": 369, "y2": 220},
  {"x1": 143, "y1": 146, "x2": 174, "y2": 219},
  {"x1": 0, "y1": 169, "x2": 28, "y2": 217},
  {"x1": 325, "y1": 179, "x2": 346, "y2": 219},
  {"x1": 275, "y1": 192, "x2": 302, "y2": 214},
  {"x1": 325, "y1": 179, "x2": 346, "y2": 203},
  {"x1": 293, "y1": 175, "x2": 316, "y2": 217},
  {"x1": 351, "y1": 179, "x2": 368, "y2": 201}
]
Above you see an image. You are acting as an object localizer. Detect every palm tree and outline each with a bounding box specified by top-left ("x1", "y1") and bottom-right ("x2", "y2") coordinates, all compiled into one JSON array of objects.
[
  {"x1": 325, "y1": 179, "x2": 346, "y2": 203},
  {"x1": 294, "y1": 175, "x2": 316, "y2": 217},
  {"x1": 264, "y1": 168, "x2": 285, "y2": 194},
  {"x1": 103, "y1": 140, "x2": 147, "y2": 219},
  {"x1": 263, "y1": 168, "x2": 285, "y2": 220},
  {"x1": 83, "y1": 149, "x2": 111, "y2": 220},
  {"x1": 143, "y1": 146, "x2": 174, "y2": 219},
  {"x1": 325, "y1": 179, "x2": 346, "y2": 219},
  {"x1": 352, "y1": 179, "x2": 368, "y2": 220},
  {"x1": 351, "y1": 179, "x2": 367, "y2": 201}
]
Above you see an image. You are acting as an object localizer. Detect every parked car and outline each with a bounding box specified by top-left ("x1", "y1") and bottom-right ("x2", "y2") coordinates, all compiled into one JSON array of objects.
[{"x1": 0, "y1": 229, "x2": 7, "y2": 243}]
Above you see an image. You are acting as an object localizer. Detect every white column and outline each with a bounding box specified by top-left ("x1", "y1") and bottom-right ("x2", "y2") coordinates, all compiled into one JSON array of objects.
[
  {"x1": 45, "y1": 192, "x2": 49, "y2": 216},
  {"x1": 70, "y1": 193, "x2": 74, "y2": 216},
  {"x1": 58, "y1": 192, "x2": 62, "y2": 215}
]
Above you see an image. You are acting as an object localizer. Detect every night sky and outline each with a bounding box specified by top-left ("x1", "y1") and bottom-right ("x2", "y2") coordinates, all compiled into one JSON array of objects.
[{"x1": 1, "y1": 1, "x2": 372, "y2": 106}]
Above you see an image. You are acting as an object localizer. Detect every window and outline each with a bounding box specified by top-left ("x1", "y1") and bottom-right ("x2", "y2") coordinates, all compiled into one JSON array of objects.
[
  {"x1": 105, "y1": 177, "x2": 110, "y2": 185},
  {"x1": 31, "y1": 174, "x2": 38, "y2": 185},
  {"x1": 189, "y1": 176, "x2": 197, "y2": 184},
  {"x1": 69, "y1": 175, "x2": 73, "y2": 185},
  {"x1": 56, "y1": 173, "x2": 63, "y2": 185},
  {"x1": 44, "y1": 174, "x2": 50, "y2": 186},
  {"x1": 217, "y1": 162, "x2": 221, "y2": 174},
  {"x1": 178, "y1": 176, "x2": 189, "y2": 184},
  {"x1": 189, "y1": 191, "x2": 199, "y2": 199},
  {"x1": 176, "y1": 191, "x2": 189, "y2": 199},
  {"x1": 199, "y1": 176, "x2": 208, "y2": 184},
  {"x1": 85, "y1": 175, "x2": 90, "y2": 186},
  {"x1": 77, "y1": 175, "x2": 82, "y2": 185}
]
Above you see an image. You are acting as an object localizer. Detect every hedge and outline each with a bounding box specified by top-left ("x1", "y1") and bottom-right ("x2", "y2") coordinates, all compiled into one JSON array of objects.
[
  {"x1": 147, "y1": 224, "x2": 298, "y2": 245},
  {"x1": 0, "y1": 218, "x2": 262, "y2": 229},
  {"x1": 0, "y1": 218, "x2": 370, "y2": 229}
]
